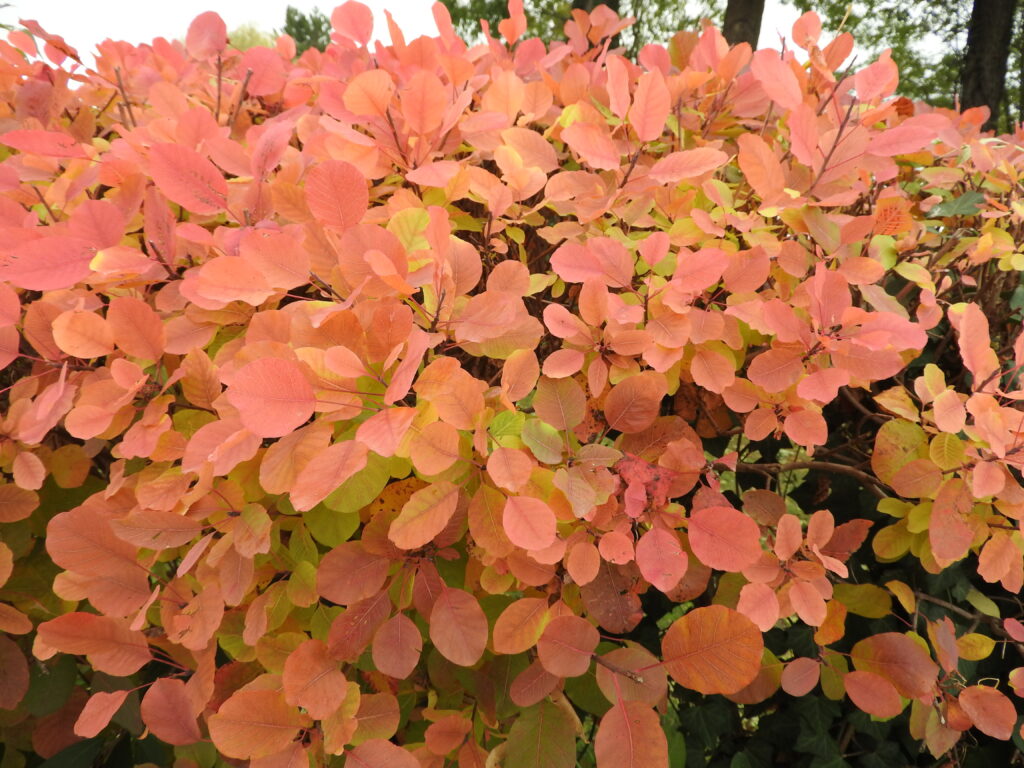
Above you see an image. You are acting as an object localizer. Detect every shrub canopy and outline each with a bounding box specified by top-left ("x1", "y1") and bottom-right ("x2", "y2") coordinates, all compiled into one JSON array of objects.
[{"x1": 0, "y1": 2, "x2": 1022, "y2": 766}]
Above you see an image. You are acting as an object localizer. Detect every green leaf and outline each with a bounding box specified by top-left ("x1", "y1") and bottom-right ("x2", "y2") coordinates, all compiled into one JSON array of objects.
[
  {"x1": 505, "y1": 700, "x2": 577, "y2": 768},
  {"x1": 928, "y1": 191, "x2": 985, "y2": 218}
]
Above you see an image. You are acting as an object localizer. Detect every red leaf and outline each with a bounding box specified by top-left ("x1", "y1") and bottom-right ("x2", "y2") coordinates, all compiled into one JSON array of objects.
[
  {"x1": 0, "y1": 236, "x2": 94, "y2": 291},
  {"x1": 317, "y1": 541, "x2": 389, "y2": 605},
  {"x1": 649, "y1": 148, "x2": 728, "y2": 184},
  {"x1": 850, "y1": 632, "x2": 939, "y2": 700},
  {"x1": 429, "y1": 587, "x2": 488, "y2": 667},
  {"x1": 1, "y1": 129, "x2": 86, "y2": 158},
  {"x1": 185, "y1": 11, "x2": 227, "y2": 58},
  {"x1": 283, "y1": 639, "x2": 347, "y2": 720},
  {"x1": 304, "y1": 160, "x2": 368, "y2": 230},
  {"x1": 148, "y1": 143, "x2": 228, "y2": 215},
  {"x1": 226, "y1": 358, "x2": 316, "y2": 439},
  {"x1": 594, "y1": 701, "x2": 668, "y2": 768},
  {"x1": 371, "y1": 613, "x2": 422, "y2": 679},
  {"x1": 74, "y1": 690, "x2": 129, "y2": 738},
  {"x1": 331, "y1": 1, "x2": 375, "y2": 45},
  {"x1": 781, "y1": 657, "x2": 820, "y2": 696},
  {"x1": 662, "y1": 605, "x2": 764, "y2": 695},
  {"x1": 0, "y1": 636, "x2": 29, "y2": 710},
  {"x1": 688, "y1": 506, "x2": 762, "y2": 572}
]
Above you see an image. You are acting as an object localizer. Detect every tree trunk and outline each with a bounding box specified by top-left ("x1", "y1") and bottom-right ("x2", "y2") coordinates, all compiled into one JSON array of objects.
[
  {"x1": 961, "y1": 0, "x2": 1017, "y2": 131},
  {"x1": 722, "y1": 0, "x2": 766, "y2": 49},
  {"x1": 572, "y1": 0, "x2": 621, "y2": 12}
]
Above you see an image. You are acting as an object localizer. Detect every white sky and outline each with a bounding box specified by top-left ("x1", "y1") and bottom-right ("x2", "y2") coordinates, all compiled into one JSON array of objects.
[{"x1": 4, "y1": 1, "x2": 802, "y2": 62}]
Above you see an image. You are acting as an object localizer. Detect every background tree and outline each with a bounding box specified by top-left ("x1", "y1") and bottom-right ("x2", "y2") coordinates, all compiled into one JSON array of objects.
[
  {"x1": 722, "y1": 0, "x2": 766, "y2": 47},
  {"x1": 228, "y1": 23, "x2": 275, "y2": 51},
  {"x1": 280, "y1": 5, "x2": 331, "y2": 54}
]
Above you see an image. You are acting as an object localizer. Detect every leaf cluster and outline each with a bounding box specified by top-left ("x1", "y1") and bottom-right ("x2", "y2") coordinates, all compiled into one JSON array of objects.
[{"x1": 0, "y1": 3, "x2": 1021, "y2": 767}]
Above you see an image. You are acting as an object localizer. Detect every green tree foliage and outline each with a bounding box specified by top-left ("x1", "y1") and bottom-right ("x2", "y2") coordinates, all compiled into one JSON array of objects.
[
  {"x1": 281, "y1": 5, "x2": 332, "y2": 54},
  {"x1": 442, "y1": 0, "x2": 718, "y2": 57},
  {"x1": 228, "y1": 23, "x2": 275, "y2": 52}
]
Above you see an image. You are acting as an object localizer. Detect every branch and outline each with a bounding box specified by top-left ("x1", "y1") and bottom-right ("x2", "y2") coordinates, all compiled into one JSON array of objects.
[{"x1": 735, "y1": 460, "x2": 891, "y2": 498}]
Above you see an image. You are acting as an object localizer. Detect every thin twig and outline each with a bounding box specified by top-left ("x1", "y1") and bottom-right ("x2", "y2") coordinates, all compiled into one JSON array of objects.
[
  {"x1": 228, "y1": 70, "x2": 254, "y2": 129},
  {"x1": 736, "y1": 460, "x2": 891, "y2": 498},
  {"x1": 147, "y1": 240, "x2": 178, "y2": 280},
  {"x1": 215, "y1": 53, "x2": 223, "y2": 124},
  {"x1": 592, "y1": 653, "x2": 644, "y2": 684},
  {"x1": 32, "y1": 186, "x2": 59, "y2": 223},
  {"x1": 113, "y1": 67, "x2": 137, "y2": 128}
]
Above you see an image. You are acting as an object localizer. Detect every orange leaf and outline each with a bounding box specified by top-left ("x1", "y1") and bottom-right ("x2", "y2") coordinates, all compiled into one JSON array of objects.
[
  {"x1": 345, "y1": 739, "x2": 420, "y2": 768},
  {"x1": 304, "y1": 159, "x2": 368, "y2": 230},
  {"x1": 140, "y1": 678, "x2": 202, "y2": 746},
  {"x1": 688, "y1": 506, "x2": 762, "y2": 572},
  {"x1": 595, "y1": 646, "x2": 668, "y2": 706},
  {"x1": 289, "y1": 439, "x2": 369, "y2": 512},
  {"x1": 388, "y1": 481, "x2": 460, "y2": 550},
  {"x1": 74, "y1": 690, "x2": 129, "y2": 738},
  {"x1": 400, "y1": 71, "x2": 446, "y2": 135},
  {"x1": 492, "y1": 597, "x2": 551, "y2": 655},
  {"x1": 534, "y1": 376, "x2": 586, "y2": 431},
  {"x1": 594, "y1": 701, "x2": 668, "y2": 768},
  {"x1": 750, "y1": 49, "x2": 802, "y2": 110},
  {"x1": 662, "y1": 605, "x2": 764, "y2": 695},
  {"x1": 52, "y1": 310, "x2": 115, "y2": 359},
  {"x1": 959, "y1": 685, "x2": 1016, "y2": 740},
  {"x1": 208, "y1": 690, "x2": 308, "y2": 760},
  {"x1": 736, "y1": 133, "x2": 785, "y2": 205},
  {"x1": 562, "y1": 122, "x2": 620, "y2": 170},
  {"x1": 343, "y1": 69, "x2": 395, "y2": 119},
  {"x1": 107, "y1": 297, "x2": 165, "y2": 361},
  {"x1": 844, "y1": 670, "x2": 903, "y2": 719},
  {"x1": 628, "y1": 71, "x2": 670, "y2": 142},
  {"x1": 429, "y1": 587, "x2": 488, "y2": 667},
  {"x1": 537, "y1": 615, "x2": 599, "y2": 677},
  {"x1": 502, "y1": 495, "x2": 557, "y2": 551},
  {"x1": 35, "y1": 613, "x2": 151, "y2": 676},
  {"x1": 226, "y1": 358, "x2": 316, "y2": 438},
  {"x1": 283, "y1": 639, "x2": 347, "y2": 720},
  {"x1": 0, "y1": 484, "x2": 37, "y2": 522},
  {"x1": 635, "y1": 527, "x2": 687, "y2": 592},
  {"x1": 605, "y1": 372, "x2": 667, "y2": 434}
]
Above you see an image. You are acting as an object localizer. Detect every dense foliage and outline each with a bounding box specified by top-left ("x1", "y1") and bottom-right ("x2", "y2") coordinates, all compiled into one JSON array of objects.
[{"x1": 0, "y1": 2, "x2": 1023, "y2": 766}]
